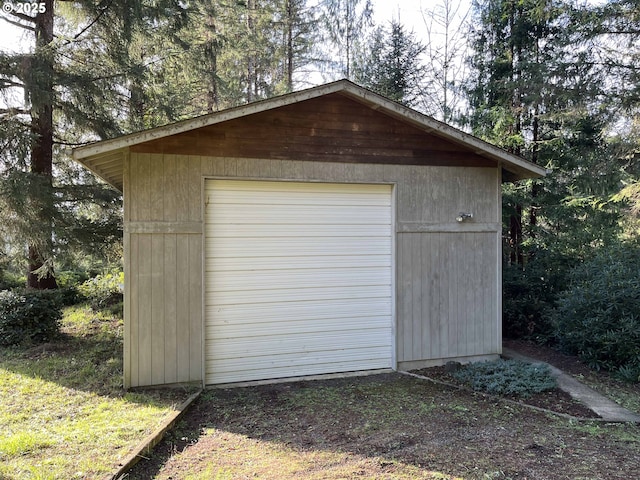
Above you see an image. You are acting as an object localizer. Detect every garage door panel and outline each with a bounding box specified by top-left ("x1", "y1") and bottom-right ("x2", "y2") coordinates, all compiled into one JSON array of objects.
[
  {"x1": 207, "y1": 346, "x2": 391, "y2": 372},
  {"x1": 206, "y1": 285, "x2": 392, "y2": 306},
  {"x1": 207, "y1": 347, "x2": 391, "y2": 370},
  {"x1": 205, "y1": 180, "x2": 393, "y2": 385},
  {"x1": 210, "y1": 203, "x2": 391, "y2": 223},
  {"x1": 208, "y1": 330, "x2": 391, "y2": 359},
  {"x1": 209, "y1": 266, "x2": 391, "y2": 292},
  {"x1": 207, "y1": 255, "x2": 391, "y2": 272},
  {"x1": 208, "y1": 180, "x2": 391, "y2": 202},
  {"x1": 209, "y1": 190, "x2": 392, "y2": 206},
  {"x1": 206, "y1": 298, "x2": 391, "y2": 325},
  {"x1": 206, "y1": 352, "x2": 391, "y2": 385},
  {"x1": 207, "y1": 316, "x2": 391, "y2": 339},
  {"x1": 205, "y1": 237, "x2": 391, "y2": 257},
  {"x1": 206, "y1": 223, "x2": 390, "y2": 238}
]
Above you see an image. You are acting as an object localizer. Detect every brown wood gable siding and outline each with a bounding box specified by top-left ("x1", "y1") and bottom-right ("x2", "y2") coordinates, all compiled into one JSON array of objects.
[{"x1": 130, "y1": 93, "x2": 496, "y2": 168}]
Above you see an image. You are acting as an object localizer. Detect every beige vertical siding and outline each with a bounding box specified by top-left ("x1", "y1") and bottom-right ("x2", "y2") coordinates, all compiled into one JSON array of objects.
[
  {"x1": 124, "y1": 153, "x2": 204, "y2": 387},
  {"x1": 396, "y1": 232, "x2": 499, "y2": 366},
  {"x1": 124, "y1": 153, "x2": 500, "y2": 387},
  {"x1": 391, "y1": 165, "x2": 501, "y2": 367}
]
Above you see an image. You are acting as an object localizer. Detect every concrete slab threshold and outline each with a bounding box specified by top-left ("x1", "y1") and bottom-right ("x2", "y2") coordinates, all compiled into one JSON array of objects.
[{"x1": 503, "y1": 348, "x2": 640, "y2": 423}]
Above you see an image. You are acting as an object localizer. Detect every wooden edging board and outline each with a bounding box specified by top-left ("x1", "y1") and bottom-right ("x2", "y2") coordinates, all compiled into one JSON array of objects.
[{"x1": 108, "y1": 389, "x2": 202, "y2": 480}]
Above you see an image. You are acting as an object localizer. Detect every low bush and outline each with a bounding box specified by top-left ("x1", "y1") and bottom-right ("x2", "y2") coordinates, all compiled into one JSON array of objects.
[
  {"x1": 78, "y1": 271, "x2": 124, "y2": 313},
  {"x1": 451, "y1": 359, "x2": 557, "y2": 397},
  {"x1": 0, "y1": 290, "x2": 62, "y2": 346},
  {"x1": 551, "y1": 242, "x2": 640, "y2": 383},
  {"x1": 54, "y1": 270, "x2": 90, "y2": 306},
  {"x1": 0, "y1": 271, "x2": 24, "y2": 291}
]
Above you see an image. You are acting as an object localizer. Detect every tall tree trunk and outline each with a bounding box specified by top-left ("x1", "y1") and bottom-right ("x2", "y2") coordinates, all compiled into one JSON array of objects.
[
  {"x1": 129, "y1": 51, "x2": 146, "y2": 131},
  {"x1": 529, "y1": 105, "x2": 540, "y2": 241},
  {"x1": 206, "y1": 13, "x2": 219, "y2": 113},
  {"x1": 246, "y1": 0, "x2": 256, "y2": 102},
  {"x1": 507, "y1": 1, "x2": 525, "y2": 267},
  {"x1": 509, "y1": 205, "x2": 523, "y2": 265},
  {"x1": 529, "y1": 33, "x2": 542, "y2": 238},
  {"x1": 27, "y1": 0, "x2": 57, "y2": 289},
  {"x1": 345, "y1": 0, "x2": 351, "y2": 78},
  {"x1": 285, "y1": 0, "x2": 293, "y2": 91}
]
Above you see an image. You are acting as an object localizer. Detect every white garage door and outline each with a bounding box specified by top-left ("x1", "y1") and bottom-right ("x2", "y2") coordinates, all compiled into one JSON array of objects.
[{"x1": 204, "y1": 180, "x2": 393, "y2": 385}]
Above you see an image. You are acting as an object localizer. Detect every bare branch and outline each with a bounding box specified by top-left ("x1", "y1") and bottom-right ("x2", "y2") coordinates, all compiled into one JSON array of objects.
[
  {"x1": 0, "y1": 79, "x2": 25, "y2": 88},
  {"x1": 7, "y1": 10, "x2": 36, "y2": 23},
  {"x1": 0, "y1": 14, "x2": 37, "y2": 32}
]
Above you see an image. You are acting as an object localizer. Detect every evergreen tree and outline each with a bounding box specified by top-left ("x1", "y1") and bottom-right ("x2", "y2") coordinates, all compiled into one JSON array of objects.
[
  {"x1": 2, "y1": 0, "x2": 60, "y2": 288},
  {"x1": 575, "y1": 0, "x2": 640, "y2": 226},
  {"x1": 352, "y1": 20, "x2": 427, "y2": 107},
  {"x1": 169, "y1": 0, "x2": 316, "y2": 114},
  {"x1": 318, "y1": 0, "x2": 373, "y2": 78},
  {"x1": 465, "y1": 0, "x2": 630, "y2": 337},
  {"x1": 120, "y1": 2, "x2": 190, "y2": 130},
  {"x1": 279, "y1": 0, "x2": 318, "y2": 91},
  {"x1": 243, "y1": 0, "x2": 316, "y2": 98},
  {"x1": 465, "y1": 0, "x2": 623, "y2": 263},
  {"x1": 0, "y1": 1, "x2": 185, "y2": 287}
]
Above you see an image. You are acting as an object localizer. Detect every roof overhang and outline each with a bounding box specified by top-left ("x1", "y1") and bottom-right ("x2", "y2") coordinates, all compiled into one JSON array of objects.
[{"x1": 73, "y1": 80, "x2": 547, "y2": 192}]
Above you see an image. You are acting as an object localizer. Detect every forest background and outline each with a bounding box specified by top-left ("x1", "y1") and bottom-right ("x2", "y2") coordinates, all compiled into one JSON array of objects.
[{"x1": 0, "y1": 0, "x2": 639, "y2": 380}]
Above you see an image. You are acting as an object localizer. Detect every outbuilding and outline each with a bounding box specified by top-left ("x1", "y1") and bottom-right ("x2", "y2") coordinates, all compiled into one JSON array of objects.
[{"x1": 73, "y1": 80, "x2": 545, "y2": 388}]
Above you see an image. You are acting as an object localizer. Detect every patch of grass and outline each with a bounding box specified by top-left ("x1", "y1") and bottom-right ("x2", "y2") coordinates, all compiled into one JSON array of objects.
[
  {"x1": 565, "y1": 419, "x2": 640, "y2": 444},
  {"x1": 152, "y1": 429, "x2": 462, "y2": 480},
  {"x1": 0, "y1": 431, "x2": 54, "y2": 457},
  {"x1": 576, "y1": 373, "x2": 640, "y2": 415},
  {"x1": 182, "y1": 465, "x2": 234, "y2": 480},
  {"x1": 290, "y1": 378, "x2": 441, "y2": 425},
  {"x1": 0, "y1": 304, "x2": 193, "y2": 480}
]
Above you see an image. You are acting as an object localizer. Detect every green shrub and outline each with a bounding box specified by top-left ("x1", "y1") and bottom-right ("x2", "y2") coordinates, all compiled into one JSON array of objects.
[
  {"x1": 551, "y1": 242, "x2": 640, "y2": 383},
  {"x1": 53, "y1": 286, "x2": 82, "y2": 306},
  {"x1": 56, "y1": 270, "x2": 90, "y2": 288},
  {"x1": 502, "y1": 250, "x2": 571, "y2": 341},
  {"x1": 53, "y1": 270, "x2": 89, "y2": 306},
  {"x1": 0, "y1": 290, "x2": 62, "y2": 346},
  {"x1": 0, "y1": 271, "x2": 24, "y2": 291},
  {"x1": 78, "y1": 271, "x2": 124, "y2": 312},
  {"x1": 451, "y1": 359, "x2": 557, "y2": 397}
]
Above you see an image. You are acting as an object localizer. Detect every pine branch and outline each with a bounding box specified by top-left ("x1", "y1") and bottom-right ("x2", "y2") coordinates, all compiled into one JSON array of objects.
[
  {"x1": 0, "y1": 107, "x2": 29, "y2": 115},
  {"x1": 600, "y1": 30, "x2": 640, "y2": 35},
  {"x1": 583, "y1": 61, "x2": 640, "y2": 72},
  {"x1": 70, "y1": 0, "x2": 114, "y2": 42},
  {"x1": 52, "y1": 140, "x2": 87, "y2": 146}
]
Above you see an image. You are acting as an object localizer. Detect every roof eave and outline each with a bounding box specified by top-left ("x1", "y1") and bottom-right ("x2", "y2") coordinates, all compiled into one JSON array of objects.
[{"x1": 74, "y1": 149, "x2": 126, "y2": 192}]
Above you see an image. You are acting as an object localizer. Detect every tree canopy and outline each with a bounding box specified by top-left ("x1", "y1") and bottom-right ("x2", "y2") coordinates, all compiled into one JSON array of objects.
[{"x1": 0, "y1": 0, "x2": 638, "y2": 344}]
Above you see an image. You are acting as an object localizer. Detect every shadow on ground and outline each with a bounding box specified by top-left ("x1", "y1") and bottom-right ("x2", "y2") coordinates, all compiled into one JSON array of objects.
[
  {"x1": 0, "y1": 327, "x2": 194, "y2": 406},
  {"x1": 126, "y1": 373, "x2": 640, "y2": 480}
]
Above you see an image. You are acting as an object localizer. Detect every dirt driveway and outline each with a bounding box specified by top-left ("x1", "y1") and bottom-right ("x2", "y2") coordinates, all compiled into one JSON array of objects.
[{"x1": 127, "y1": 372, "x2": 640, "y2": 479}]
